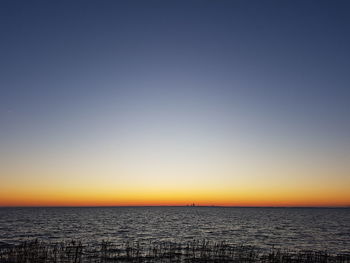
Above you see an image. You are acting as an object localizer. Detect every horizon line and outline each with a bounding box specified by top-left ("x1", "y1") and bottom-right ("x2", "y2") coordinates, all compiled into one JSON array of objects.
[{"x1": 1, "y1": 205, "x2": 349, "y2": 208}]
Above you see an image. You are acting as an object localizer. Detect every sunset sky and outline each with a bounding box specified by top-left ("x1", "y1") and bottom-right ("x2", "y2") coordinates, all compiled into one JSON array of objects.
[{"x1": 1, "y1": 0, "x2": 349, "y2": 206}]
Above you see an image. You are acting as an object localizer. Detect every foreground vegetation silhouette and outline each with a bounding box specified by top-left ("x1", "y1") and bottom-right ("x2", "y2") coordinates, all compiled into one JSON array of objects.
[{"x1": 0, "y1": 239, "x2": 349, "y2": 263}]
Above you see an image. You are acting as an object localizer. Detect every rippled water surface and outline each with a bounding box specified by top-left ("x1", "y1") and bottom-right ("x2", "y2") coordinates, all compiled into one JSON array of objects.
[{"x1": 0, "y1": 207, "x2": 349, "y2": 252}]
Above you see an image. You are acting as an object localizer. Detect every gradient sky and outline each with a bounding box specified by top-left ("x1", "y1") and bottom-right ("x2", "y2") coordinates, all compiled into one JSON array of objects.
[{"x1": 1, "y1": 0, "x2": 350, "y2": 206}]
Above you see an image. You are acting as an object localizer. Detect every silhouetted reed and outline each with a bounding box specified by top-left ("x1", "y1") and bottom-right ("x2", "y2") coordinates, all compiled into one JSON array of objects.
[{"x1": 0, "y1": 239, "x2": 349, "y2": 263}]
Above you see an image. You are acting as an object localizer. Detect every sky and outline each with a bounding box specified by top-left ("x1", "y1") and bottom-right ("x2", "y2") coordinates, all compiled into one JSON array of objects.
[{"x1": 0, "y1": 0, "x2": 349, "y2": 206}]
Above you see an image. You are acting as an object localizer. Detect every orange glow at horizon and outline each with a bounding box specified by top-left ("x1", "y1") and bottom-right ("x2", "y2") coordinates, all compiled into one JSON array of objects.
[
  {"x1": 2, "y1": 126, "x2": 349, "y2": 208},
  {"x1": 1, "y1": 184, "x2": 349, "y2": 207}
]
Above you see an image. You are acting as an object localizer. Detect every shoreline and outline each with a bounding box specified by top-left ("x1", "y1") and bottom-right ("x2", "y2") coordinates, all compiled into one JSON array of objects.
[{"x1": 0, "y1": 239, "x2": 349, "y2": 263}]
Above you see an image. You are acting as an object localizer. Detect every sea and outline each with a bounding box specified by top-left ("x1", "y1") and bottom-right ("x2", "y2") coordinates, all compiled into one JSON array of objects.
[{"x1": 0, "y1": 207, "x2": 349, "y2": 253}]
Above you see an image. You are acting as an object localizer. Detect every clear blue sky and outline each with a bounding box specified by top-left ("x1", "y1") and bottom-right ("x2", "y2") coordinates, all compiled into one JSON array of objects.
[{"x1": 1, "y1": 0, "x2": 349, "y2": 206}]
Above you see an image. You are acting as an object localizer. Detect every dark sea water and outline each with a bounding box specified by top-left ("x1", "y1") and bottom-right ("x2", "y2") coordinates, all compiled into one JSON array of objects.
[{"x1": 0, "y1": 207, "x2": 349, "y2": 253}]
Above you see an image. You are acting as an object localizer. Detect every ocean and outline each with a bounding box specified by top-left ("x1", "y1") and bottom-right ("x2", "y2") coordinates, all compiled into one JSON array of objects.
[{"x1": 0, "y1": 207, "x2": 349, "y2": 253}]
